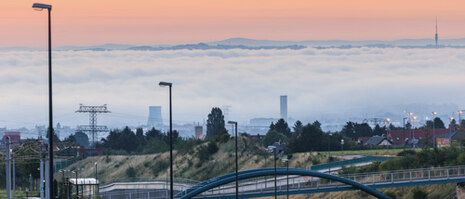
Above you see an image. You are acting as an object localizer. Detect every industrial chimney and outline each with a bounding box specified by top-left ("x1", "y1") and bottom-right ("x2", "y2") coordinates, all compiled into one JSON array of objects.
[{"x1": 147, "y1": 106, "x2": 163, "y2": 127}]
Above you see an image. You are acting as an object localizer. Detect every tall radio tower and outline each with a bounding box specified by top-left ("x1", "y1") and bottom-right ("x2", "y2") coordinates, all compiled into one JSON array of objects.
[
  {"x1": 76, "y1": 104, "x2": 111, "y2": 146},
  {"x1": 435, "y1": 17, "x2": 438, "y2": 48}
]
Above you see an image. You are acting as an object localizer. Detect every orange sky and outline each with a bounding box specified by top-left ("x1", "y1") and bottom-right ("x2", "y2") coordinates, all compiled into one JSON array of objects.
[{"x1": 2, "y1": 0, "x2": 465, "y2": 47}]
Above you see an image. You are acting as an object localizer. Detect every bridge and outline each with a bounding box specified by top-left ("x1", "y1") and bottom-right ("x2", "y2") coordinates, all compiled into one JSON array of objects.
[{"x1": 98, "y1": 165, "x2": 465, "y2": 199}]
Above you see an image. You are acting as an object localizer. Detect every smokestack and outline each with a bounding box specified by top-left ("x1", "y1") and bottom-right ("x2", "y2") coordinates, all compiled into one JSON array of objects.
[
  {"x1": 147, "y1": 106, "x2": 163, "y2": 127},
  {"x1": 280, "y1": 95, "x2": 288, "y2": 121}
]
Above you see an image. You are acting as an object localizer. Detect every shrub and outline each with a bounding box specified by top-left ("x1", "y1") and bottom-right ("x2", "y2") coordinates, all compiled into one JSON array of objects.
[
  {"x1": 126, "y1": 167, "x2": 136, "y2": 178},
  {"x1": 384, "y1": 191, "x2": 396, "y2": 199},
  {"x1": 151, "y1": 160, "x2": 169, "y2": 176},
  {"x1": 412, "y1": 187, "x2": 427, "y2": 199}
]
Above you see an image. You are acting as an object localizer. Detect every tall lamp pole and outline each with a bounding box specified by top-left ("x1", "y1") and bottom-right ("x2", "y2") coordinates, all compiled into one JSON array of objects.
[
  {"x1": 268, "y1": 145, "x2": 277, "y2": 199},
  {"x1": 95, "y1": 162, "x2": 98, "y2": 198},
  {"x1": 32, "y1": 3, "x2": 54, "y2": 198},
  {"x1": 281, "y1": 158, "x2": 289, "y2": 199},
  {"x1": 432, "y1": 112, "x2": 437, "y2": 148},
  {"x1": 159, "y1": 81, "x2": 173, "y2": 199},
  {"x1": 228, "y1": 121, "x2": 239, "y2": 199}
]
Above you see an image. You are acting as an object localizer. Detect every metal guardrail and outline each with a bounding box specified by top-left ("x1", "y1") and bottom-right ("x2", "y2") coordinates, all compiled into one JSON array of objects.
[
  {"x1": 93, "y1": 165, "x2": 465, "y2": 199},
  {"x1": 198, "y1": 165, "x2": 465, "y2": 198},
  {"x1": 310, "y1": 156, "x2": 394, "y2": 171}
]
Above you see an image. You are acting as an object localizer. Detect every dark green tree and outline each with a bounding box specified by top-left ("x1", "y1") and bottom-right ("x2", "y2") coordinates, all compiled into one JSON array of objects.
[
  {"x1": 206, "y1": 107, "x2": 227, "y2": 139},
  {"x1": 373, "y1": 124, "x2": 386, "y2": 136},
  {"x1": 434, "y1": 117, "x2": 446, "y2": 129},
  {"x1": 263, "y1": 130, "x2": 288, "y2": 147},
  {"x1": 292, "y1": 120, "x2": 303, "y2": 134},
  {"x1": 269, "y1": 119, "x2": 291, "y2": 137}
]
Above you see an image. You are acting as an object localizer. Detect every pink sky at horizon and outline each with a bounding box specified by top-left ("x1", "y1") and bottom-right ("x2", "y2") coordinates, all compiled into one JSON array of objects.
[{"x1": 2, "y1": 0, "x2": 465, "y2": 47}]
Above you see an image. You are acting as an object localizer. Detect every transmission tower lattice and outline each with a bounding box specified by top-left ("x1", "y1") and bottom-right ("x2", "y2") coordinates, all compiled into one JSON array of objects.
[{"x1": 76, "y1": 104, "x2": 111, "y2": 146}]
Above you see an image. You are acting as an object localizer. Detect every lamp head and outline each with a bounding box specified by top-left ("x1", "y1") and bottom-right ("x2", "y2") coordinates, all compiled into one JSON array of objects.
[
  {"x1": 159, "y1": 81, "x2": 172, "y2": 87},
  {"x1": 228, "y1": 121, "x2": 237, "y2": 125},
  {"x1": 32, "y1": 3, "x2": 51, "y2": 11},
  {"x1": 281, "y1": 158, "x2": 289, "y2": 162},
  {"x1": 386, "y1": 118, "x2": 390, "y2": 122},
  {"x1": 268, "y1": 145, "x2": 276, "y2": 150},
  {"x1": 459, "y1": 110, "x2": 463, "y2": 114},
  {"x1": 433, "y1": 111, "x2": 437, "y2": 115}
]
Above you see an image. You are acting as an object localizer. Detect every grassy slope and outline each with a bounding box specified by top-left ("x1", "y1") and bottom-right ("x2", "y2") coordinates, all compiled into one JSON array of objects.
[{"x1": 61, "y1": 138, "x2": 454, "y2": 198}]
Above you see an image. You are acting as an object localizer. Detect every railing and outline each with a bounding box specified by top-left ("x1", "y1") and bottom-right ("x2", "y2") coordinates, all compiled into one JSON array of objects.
[
  {"x1": 198, "y1": 165, "x2": 465, "y2": 197},
  {"x1": 310, "y1": 156, "x2": 394, "y2": 171},
  {"x1": 95, "y1": 165, "x2": 465, "y2": 198}
]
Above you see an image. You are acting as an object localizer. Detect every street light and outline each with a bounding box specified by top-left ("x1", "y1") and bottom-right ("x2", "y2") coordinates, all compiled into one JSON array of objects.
[
  {"x1": 95, "y1": 162, "x2": 98, "y2": 198},
  {"x1": 386, "y1": 118, "x2": 391, "y2": 130},
  {"x1": 72, "y1": 170, "x2": 78, "y2": 198},
  {"x1": 327, "y1": 133, "x2": 333, "y2": 174},
  {"x1": 32, "y1": 3, "x2": 54, "y2": 198},
  {"x1": 59, "y1": 170, "x2": 65, "y2": 198},
  {"x1": 281, "y1": 158, "x2": 289, "y2": 199},
  {"x1": 458, "y1": 110, "x2": 463, "y2": 126},
  {"x1": 159, "y1": 81, "x2": 173, "y2": 199},
  {"x1": 432, "y1": 112, "x2": 437, "y2": 148},
  {"x1": 228, "y1": 121, "x2": 239, "y2": 199},
  {"x1": 267, "y1": 145, "x2": 277, "y2": 199}
]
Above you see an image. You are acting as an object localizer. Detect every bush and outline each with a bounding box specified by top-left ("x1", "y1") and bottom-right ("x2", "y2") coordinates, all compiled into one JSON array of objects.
[
  {"x1": 384, "y1": 191, "x2": 396, "y2": 199},
  {"x1": 126, "y1": 167, "x2": 136, "y2": 178},
  {"x1": 151, "y1": 160, "x2": 169, "y2": 176},
  {"x1": 397, "y1": 149, "x2": 416, "y2": 156},
  {"x1": 412, "y1": 187, "x2": 427, "y2": 199},
  {"x1": 197, "y1": 142, "x2": 219, "y2": 162}
]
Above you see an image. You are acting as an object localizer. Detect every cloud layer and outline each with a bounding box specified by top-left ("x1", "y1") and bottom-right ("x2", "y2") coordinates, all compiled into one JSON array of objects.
[{"x1": 1, "y1": 47, "x2": 465, "y2": 130}]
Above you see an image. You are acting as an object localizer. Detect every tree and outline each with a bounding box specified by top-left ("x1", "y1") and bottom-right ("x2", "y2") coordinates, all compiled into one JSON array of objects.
[
  {"x1": 263, "y1": 130, "x2": 288, "y2": 147},
  {"x1": 269, "y1": 119, "x2": 291, "y2": 137},
  {"x1": 74, "y1": 131, "x2": 89, "y2": 147},
  {"x1": 373, "y1": 124, "x2": 386, "y2": 136},
  {"x1": 434, "y1": 118, "x2": 446, "y2": 129},
  {"x1": 292, "y1": 120, "x2": 303, "y2": 134},
  {"x1": 206, "y1": 107, "x2": 227, "y2": 139}
]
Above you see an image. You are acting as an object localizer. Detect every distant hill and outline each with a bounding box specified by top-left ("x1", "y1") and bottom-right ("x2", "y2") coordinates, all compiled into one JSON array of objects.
[{"x1": 5, "y1": 37, "x2": 465, "y2": 51}]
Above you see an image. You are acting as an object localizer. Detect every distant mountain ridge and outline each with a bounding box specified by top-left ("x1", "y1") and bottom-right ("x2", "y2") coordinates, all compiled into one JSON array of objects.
[{"x1": 5, "y1": 37, "x2": 465, "y2": 51}]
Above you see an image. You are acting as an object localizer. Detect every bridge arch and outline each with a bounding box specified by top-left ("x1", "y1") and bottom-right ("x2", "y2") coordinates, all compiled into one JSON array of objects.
[{"x1": 179, "y1": 168, "x2": 389, "y2": 199}]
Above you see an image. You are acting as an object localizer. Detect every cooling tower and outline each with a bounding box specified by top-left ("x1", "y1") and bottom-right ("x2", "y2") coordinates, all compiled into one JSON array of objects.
[{"x1": 147, "y1": 106, "x2": 163, "y2": 127}]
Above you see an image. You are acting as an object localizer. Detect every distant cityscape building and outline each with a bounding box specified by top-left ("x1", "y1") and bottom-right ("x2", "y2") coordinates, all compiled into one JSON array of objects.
[
  {"x1": 3, "y1": 132, "x2": 20, "y2": 147},
  {"x1": 435, "y1": 17, "x2": 439, "y2": 48},
  {"x1": 250, "y1": 118, "x2": 278, "y2": 127},
  {"x1": 147, "y1": 106, "x2": 163, "y2": 127},
  {"x1": 280, "y1": 95, "x2": 288, "y2": 121},
  {"x1": 194, "y1": 124, "x2": 204, "y2": 140}
]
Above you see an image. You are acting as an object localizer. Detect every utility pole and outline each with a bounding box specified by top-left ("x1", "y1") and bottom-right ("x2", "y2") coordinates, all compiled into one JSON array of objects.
[
  {"x1": 6, "y1": 136, "x2": 11, "y2": 199},
  {"x1": 12, "y1": 152, "x2": 15, "y2": 199},
  {"x1": 45, "y1": 159, "x2": 50, "y2": 199},
  {"x1": 76, "y1": 104, "x2": 111, "y2": 146},
  {"x1": 40, "y1": 136, "x2": 45, "y2": 199},
  {"x1": 29, "y1": 174, "x2": 33, "y2": 198}
]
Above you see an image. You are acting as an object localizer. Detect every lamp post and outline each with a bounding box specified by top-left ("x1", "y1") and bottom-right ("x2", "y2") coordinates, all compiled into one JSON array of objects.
[
  {"x1": 386, "y1": 118, "x2": 391, "y2": 130},
  {"x1": 459, "y1": 110, "x2": 463, "y2": 127},
  {"x1": 281, "y1": 158, "x2": 289, "y2": 199},
  {"x1": 72, "y1": 170, "x2": 78, "y2": 198},
  {"x1": 59, "y1": 170, "x2": 65, "y2": 198},
  {"x1": 32, "y1": 3, "x2": 54, "y2": 198},
  {"x1": 228, "y1": 121, "x2": 239, "y2": 199},
  {"x1": 432, "y1": 112, "x2": 437, "y2": 148},
  {"x1": 95, "y1": 162, "x2": 98, "y2": 198},
  {"x1": 328, "y1": 133, "x2": 331, "y2": 174},
  {"x1": 159, "y1": 81, "x2": 173, "y2": 199},
  {"x1": 267, "y1": 145, "x2": 277, "y2": 199}
]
